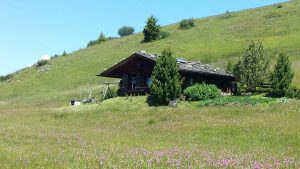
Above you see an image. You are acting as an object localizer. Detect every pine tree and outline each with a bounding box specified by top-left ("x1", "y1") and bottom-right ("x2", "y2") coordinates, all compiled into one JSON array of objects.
[
  {"x1": 226, "y1": 60, "x2": 233, "y2": 73},
  {"x1": 143, "y1": 15, "x2": 161, "y2": 42},
  {"x1": 150, "y1": 49, "x2": 183, "y2": 104},
  {"x1": 98, "y1": 32, "x2": 107, "y2": 43},
  {"x1": 239, "y1": 40, "x2": 269, "y2": 92},
  {"x1": 62, "y1": 51, "x2": 67, "y2": 56},
  {"x1": 270, "y1": 53, "x2": 294, "y2": 97}
]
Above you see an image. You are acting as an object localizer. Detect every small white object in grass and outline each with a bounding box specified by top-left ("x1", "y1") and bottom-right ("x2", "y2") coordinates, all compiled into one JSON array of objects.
[
  {"x1": 74, "y1": 101, "x2": 81, "y2": 106},
  {"x1": 41, "y1": 54, "x2": 50, "y2": 61}
]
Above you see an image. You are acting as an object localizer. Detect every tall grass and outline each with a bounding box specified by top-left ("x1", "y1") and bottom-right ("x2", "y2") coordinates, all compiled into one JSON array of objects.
[{"x1": 0, "y1": 97, "x2": 299, "y2": 168}]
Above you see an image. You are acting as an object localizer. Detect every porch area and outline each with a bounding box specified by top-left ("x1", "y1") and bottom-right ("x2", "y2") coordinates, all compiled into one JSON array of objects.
[{"x1": 120, "y1": 74, "x2": 151, "y2": 96}]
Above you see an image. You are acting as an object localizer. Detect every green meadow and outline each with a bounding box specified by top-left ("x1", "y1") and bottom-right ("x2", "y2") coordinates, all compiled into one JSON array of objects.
[
  {"x1": 0, "y1": 97, "x2": 300, "y2": 168},
  {"x1": 1, "y1": 0, "x2": 300, "y2": 168}
]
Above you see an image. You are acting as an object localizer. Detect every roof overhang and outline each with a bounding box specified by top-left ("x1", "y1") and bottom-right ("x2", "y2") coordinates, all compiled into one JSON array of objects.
[
  {"x1": 97, "y1": 51, "x2": 235, "y2": 80},
  {"x1": 97, "y1": 52, "x2": 156, "y2": 78}
]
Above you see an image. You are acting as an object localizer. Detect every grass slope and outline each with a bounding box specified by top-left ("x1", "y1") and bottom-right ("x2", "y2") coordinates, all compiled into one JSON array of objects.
[{"x1": 1, "y1": 0, "x2": 300, "y2": 103}]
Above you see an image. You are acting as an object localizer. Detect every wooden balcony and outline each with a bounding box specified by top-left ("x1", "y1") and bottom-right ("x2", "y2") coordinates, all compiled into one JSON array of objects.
[{"x1": 127, "y1": 86, "x2": 150, "y2": 96}]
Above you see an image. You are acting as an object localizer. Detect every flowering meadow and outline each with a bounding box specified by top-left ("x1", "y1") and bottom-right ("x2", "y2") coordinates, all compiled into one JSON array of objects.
[{"x1": 0, "y1": 96, "x2": 299, "y2": 168}]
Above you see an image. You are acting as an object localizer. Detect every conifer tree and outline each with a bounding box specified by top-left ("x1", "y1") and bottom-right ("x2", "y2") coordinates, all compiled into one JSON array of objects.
[
  {"x1": 226, "y1": 60, "x2": 233, "y2": 73},
  {"x1": 239, "y1": 40, "x2": 269, "y2": 92},
  {"x1": 150, "y1": 49, "x2": 183, "y2": 104},
  {"x1": 143, "y1": 16, "x2": 161, "y2": 42},
  {"x1": 270, "y1": 53, "x2": 294, "y2": 96},
  {"x1": 98, "y1": 32, "x2": 107, "y2": 43},
  {"x1": 62, "y1": 51, "x2": 67, "y2": 56}
]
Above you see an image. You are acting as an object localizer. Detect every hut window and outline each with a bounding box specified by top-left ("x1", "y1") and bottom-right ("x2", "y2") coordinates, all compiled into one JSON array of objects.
[
  {"x1": 131, "y1": 76, "x2": 136, "y2": 85},
  {"x1": 189, "y1": 77, "x2": 194, "y2": 85},
  {"x1": 146, "y1": 77, "x2": 152, "y2": 86}
]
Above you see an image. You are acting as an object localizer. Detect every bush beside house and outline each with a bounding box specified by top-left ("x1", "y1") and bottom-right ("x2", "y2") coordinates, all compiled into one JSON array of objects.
[{"x1": 184, "y1": 83, "x2": 221, "y2": 101}]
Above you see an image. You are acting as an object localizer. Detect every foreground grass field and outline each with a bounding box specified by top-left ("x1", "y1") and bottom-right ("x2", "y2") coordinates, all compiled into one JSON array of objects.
[{"x1": 0, "y1": 97, "x2": 299, "y2": 168}]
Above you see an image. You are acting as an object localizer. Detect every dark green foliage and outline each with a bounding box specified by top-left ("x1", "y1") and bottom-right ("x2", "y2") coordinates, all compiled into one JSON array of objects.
[
  {"x1": 277, "y1": 4, "x2": 282, "y2": 8},
  {"x1": 36, "y1": 60, "x2": 48, "y2": 67},
  {"x1": 62, "y1": 51, "x2": 67, "y2": 56},
  {"x1": 200, "y1": 96, "x2": 276, "y2": 106},
  {"x1": 233, "y1": 40, "x2": 270, "y2": 92},
  {"x1": 285, "y1": 87, "x2": 296, "y2": 98},
  {"x1": 143, "y1": 16, "x2": 161, "y2": 42},
  {"x1": 232, "y1": 60, "x2": 243, "y2": 81},
  {"x1": 179, "y1": 18, "x2": 195, "y2": 29},
  {"x1": 0, "y1": 74, "x2": 13, "y2": 82},
  {"x1": 104, "y1": 87, "x2": 118, "y2": 100},
  {"x1": 296, "y1": 90, "x2": 300, "y2": 99},
  {"x1": 226, "y1": 60, "x2": 233, "y2": 73},
  {"x1": 51, "y1": 54, "x2": 59, "y2": 59},
  {"x1": 225, "y1": 10, "x2": 232, "y2": 18},
  {"x1": 118, "y1": 26, "x2": 135, "y2": 37},
  {"x1": 87, "y1": 32, "x2": 108, "y2": 47},
  {"x1": 107, "y1": 36, "x2": 118, "y2": 40},
  {"x1": 150, "y1": 49, "x2": 183, "y2": 104},
  {"x1": 270, "y1": 53, "x2": 294, "y2": 97},
  {"x1": 87, "y1": 40, "x2": 98, "y2": 47},
  {"x1": 159, "y1": 31, "x2": 170, "y2": 39},
  {"x1": 98, "y1": 32, "x2": 107, "y2": 42},
  {"x1": 184, "y1": 83, "x2": 221, "y2": 101},
  {"x1": 147, "y1": 119, "x2": 156, "y2": 125}
]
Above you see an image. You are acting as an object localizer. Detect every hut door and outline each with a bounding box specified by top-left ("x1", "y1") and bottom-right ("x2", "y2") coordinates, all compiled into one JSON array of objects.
[
  {"x1": 121, "y1": 74, "x2": 128, "y2": 93},
  {"x1": 136, "y1": 74, "x2": 144, "y2": 87}
]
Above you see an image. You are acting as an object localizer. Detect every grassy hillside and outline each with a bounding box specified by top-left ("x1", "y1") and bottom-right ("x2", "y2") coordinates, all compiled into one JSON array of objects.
[{"x1": 1, "y1": 0, "x2": 300, "y2": 103}]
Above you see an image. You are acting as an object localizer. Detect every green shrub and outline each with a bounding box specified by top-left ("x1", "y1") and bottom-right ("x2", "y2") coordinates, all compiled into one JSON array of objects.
[
  {"x1": 277, "y1": 4, "x2": 282, "y2": 8},
  {"x1": 104, "y1": 87, "x2": 118, "y2": 100},
  {"x1": 87, "y1": 40, "x2": 98, "y2": 47},
  {"x1": 0, "y1": 74, "x2": 13, "y2": 82},
  {"x1": 98, "y1": 32, "x2": 107, "y2": 42},
  {"x1": 224, "y1": 10, "x2": 232, "y2": 18},
  {"x1": 62, "y1": 51, "x2": 67, "y2": 56},
  {"x1": 159, "y1": 31, "x2": 170, "y2": 39},
  {"x1": 296, "y1": 90, "x2": 300, "y2": 99},
  {"x1": 184, "y1": 83, "x2": 221, "y2": 101},
  {"x1": 87, "y1": 32, "x2": 109, "y2": 47},
  {"x1": 200, "y1": 96, "x2": 275, "y2": 106},
  {"x1": 118, "y1": 26, "x2": 135, "y2": 37},
  {"x1": 180, "y1": 18, "x2": 195, "y2": 29},
  {"x1": 286, "y1": 87, "x2": 300, "y2": 99},
  {"x1": 36, "y1": 60, "x2": 48, "y2": 67},
  {"x1": 51, "y1": 54, "x2": 59, "y2": 59},
  {"x1": 179, "y1": 18, "x2": 195, "y2": 29}
]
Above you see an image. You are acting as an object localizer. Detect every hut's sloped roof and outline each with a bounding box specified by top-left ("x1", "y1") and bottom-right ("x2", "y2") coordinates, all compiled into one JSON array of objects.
[
  {"x1": 98, "y1": 51, "x2": 234, "y2": 78},
  {"x1": 135, "y1": 51, "x2": 234, "y2": 78}
]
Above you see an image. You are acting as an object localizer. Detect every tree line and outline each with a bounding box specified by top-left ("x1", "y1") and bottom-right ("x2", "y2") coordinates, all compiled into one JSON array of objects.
[
  {"x1": 226, "y1": 40, "x2": 295, "y2": 97},
  {"x1": 86, "y1": 15, "x2": 196, "y2": 47}
]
